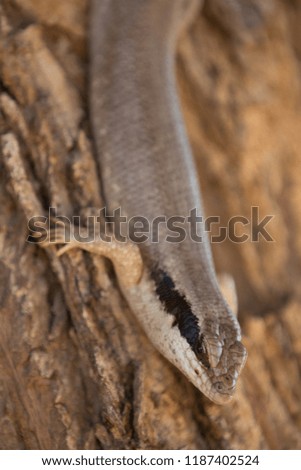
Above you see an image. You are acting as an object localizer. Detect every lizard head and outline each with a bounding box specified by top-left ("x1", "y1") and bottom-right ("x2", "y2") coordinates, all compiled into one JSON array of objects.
[
  {"x1": 183, "y1": 330, "x2": 247, "y2": 404},
  {"x1": 148, "y1": 269, "x2": 247, "y2": 405}
]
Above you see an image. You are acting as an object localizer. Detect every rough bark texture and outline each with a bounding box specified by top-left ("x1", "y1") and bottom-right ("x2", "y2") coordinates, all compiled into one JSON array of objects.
[{"x1": 0, "y1": 0, "x2": 301, "y2": 450}]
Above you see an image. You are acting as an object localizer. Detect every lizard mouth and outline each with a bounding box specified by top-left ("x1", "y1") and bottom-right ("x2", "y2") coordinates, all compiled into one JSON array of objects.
[
  {"x1": 193, "y1": 367, "x2": 237, "y2": 404},
  {"x1": 209, "y1": 388, "x2": 234, "y2": 405}
]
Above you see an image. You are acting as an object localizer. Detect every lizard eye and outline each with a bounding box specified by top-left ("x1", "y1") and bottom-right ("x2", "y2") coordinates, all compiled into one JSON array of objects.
[{"x1": 194, "y1": 334, "x2": 210, "y2": 369}]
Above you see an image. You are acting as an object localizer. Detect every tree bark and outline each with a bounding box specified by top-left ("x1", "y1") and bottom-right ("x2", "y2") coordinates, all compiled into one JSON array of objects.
[{"x1": 0, "y1": 0, "x2": 300, "y2": 449}]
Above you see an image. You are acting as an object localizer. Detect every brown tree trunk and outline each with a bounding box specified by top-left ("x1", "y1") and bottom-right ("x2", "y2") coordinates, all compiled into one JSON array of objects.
[{"x1": 0, "y1": 0, "x2": 300, "y2": 450}]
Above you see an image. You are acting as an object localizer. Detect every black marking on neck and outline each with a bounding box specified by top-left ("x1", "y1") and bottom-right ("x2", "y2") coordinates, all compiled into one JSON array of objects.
[{"x1": 151, "y1": 269, "x2": 210, "y2": 368}]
